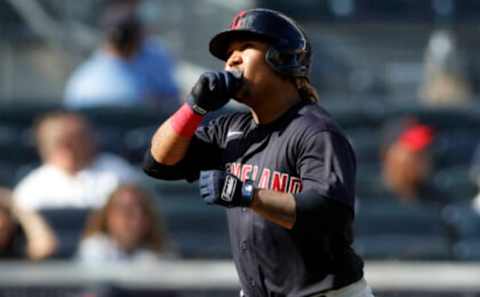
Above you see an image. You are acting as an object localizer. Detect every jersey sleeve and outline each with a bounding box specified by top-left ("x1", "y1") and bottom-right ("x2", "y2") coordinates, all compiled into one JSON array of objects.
[
  {"x1": 143, "y1": 116, "x2": 228, "y2": 182},
  {"x1": 293, "y1": 130, "x2": 356, "y2": 229}
]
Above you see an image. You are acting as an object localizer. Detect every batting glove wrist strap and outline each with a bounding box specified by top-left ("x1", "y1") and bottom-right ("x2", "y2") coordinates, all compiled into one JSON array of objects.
[
  {"x1": 199, "y1": 170, "x2": 254, "y2": 208},
  {"x1": 170, "y1": 104, "x2": 204, "y2": 137}
]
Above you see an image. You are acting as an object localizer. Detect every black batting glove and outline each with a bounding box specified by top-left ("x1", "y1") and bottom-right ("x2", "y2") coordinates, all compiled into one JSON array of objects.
[
  {"x1": 187, "y1": 70, "x2": 243, "y2": 115},
  {"x1": 199, "y1": 170, "x2": 255, "y2": 208}
]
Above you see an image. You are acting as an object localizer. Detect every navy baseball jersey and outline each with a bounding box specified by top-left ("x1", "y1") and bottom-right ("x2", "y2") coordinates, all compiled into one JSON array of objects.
[{"x1": 144, "y1": 100, "x2": 364, "y2": 297}]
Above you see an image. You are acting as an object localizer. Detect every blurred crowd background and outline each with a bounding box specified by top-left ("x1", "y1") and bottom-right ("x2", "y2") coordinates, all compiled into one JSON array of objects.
[{"x1": 1, "y1": 0, "x2": 480, "y2": 296}]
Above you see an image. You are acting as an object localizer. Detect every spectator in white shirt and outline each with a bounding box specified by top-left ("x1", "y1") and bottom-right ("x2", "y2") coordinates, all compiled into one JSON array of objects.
[{"x1": 13, "y1": 111, "x2": 142, "y2": 210}]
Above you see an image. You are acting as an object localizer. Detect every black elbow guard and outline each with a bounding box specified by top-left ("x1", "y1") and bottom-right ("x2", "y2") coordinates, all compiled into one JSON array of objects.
[{"x1": 143, "y1": 150, "x2": 198, "y2": 181}]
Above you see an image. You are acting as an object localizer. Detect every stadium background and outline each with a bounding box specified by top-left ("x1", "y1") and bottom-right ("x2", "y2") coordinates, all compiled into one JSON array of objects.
[{"x1": 1, "y1": 0, "x2": 480, "y2": 296}]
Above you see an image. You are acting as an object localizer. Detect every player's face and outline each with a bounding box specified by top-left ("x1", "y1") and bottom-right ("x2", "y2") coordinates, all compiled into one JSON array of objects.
[{"x1": 225, "y1": 39, "x2": 282, "y2": 106}]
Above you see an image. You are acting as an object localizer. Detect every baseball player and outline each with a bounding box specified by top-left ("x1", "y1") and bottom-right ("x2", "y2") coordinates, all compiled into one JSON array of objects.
[{"x1": 144, "y1": 8, "x2": 374, "y2": 297}]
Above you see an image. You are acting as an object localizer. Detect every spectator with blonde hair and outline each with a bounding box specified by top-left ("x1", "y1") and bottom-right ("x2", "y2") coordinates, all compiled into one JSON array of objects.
[{"x1": 77, "y1": 184, "x2": 174, "y2": 262}]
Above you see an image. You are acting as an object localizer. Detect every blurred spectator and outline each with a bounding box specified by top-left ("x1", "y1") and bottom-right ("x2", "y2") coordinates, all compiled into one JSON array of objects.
[
  {"x1": 419, "y1": 29, "x2": 473, "y2": 107},
  {"x1": 470, "y1": 145, "x2": 480, "y2": 213},
  {"x1": 64, "y1": 3, "x2": 180, "y2": 110},
  {"x1": 380, "y1": 118, "x2": 450, "y2": 207},
  {"x1": 77, "y1": 184, "x2": 173, "y2": 262},
  {"x1": 13, "y1": 111, "x2": 142, "y2": 210},
  {"x1": 0, "y1": 187, "x2": 57, "y2": 260}
]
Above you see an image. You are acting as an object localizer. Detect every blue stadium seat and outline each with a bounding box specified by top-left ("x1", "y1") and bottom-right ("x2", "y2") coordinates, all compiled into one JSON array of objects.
[
  {"x1": 442, "y1": 204, "x2": 480, "y2": 260},
  {"x1": 153, "y1": 180, "x2": 231, "y2": 259},
  {"x1": 432, "y1": 167, "x2": 477, "y2": 202},
  {"x1": 0, "y1": 162, "x2": 17, "y2": 187},
  {"x1": 354, "y1": 200, "x2": 451, "y2": 260},
  {"x1": 0, "y1": 126, "x2": 38, "y2": 165},
  {"x1": 39, "y1": 208, "x2": 92, "y2": 259},
  {"x1": 76, "y1": 106, "x2": 167, "y2": 131},
  {"x1": 0, "y1": 103, "x2": 59, "y2": 129},
  {"x1": 122, "y1": 125, "x2": 157, "y2": 164}
]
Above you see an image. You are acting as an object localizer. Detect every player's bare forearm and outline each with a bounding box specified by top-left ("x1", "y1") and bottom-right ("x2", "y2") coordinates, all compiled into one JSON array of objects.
[
  {"x1": 250, "y1": 189, "x2": 296, "y2": 229},
  {"x1": 150, "y1": 119, "x2": 192, "y2": 166}
]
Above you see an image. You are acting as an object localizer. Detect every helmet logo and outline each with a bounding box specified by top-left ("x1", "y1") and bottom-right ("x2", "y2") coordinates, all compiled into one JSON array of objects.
[{"x1": 230, "y1": 10, "x2": 247, "y2": 29}]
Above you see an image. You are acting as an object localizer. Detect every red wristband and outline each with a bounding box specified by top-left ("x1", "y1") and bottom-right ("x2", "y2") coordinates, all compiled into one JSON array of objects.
[{"x1": 170, "y1": 104, "x2": 204, "y2": 137}]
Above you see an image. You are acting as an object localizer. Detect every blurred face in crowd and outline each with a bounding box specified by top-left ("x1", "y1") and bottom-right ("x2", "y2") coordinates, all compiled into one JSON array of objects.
[
  {"x1": 60, "y1": 116, "x2": 96, "y2": 169},
  {"x1": 106, "y1": 186, "x2": 152, "y2": 252},
  {"x1": 37, "y1": 113, "x2": 96, "y2": 174},
  {"x1": 225, "y1": 39, "x2": 290, "y2": 108},
  {"x1": 383, "y1": 142, "x2": 433, "y2": 200}
]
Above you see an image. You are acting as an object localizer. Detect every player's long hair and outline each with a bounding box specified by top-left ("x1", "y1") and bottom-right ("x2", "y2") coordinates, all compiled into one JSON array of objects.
[
  {"x1": 82, "y1": 184, "x2": 169, "y2": 253},
  {"x1": 295, "y1": 77, "x2": 319, "y2": 103}
]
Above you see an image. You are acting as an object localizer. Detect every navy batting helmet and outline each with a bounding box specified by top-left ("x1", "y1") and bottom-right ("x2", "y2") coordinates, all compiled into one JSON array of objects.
[{"x1": 209, "y1": 8, "x2": 311, "y2": 79}]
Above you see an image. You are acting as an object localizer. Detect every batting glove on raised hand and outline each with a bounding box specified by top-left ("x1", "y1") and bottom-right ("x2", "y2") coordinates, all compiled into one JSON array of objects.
[
  {"x1": 199, "y1": 170, "x2": 255, "y2": 208},
  {"x1": 187, "y1": 70, "x2": 243, "y2": 116}
]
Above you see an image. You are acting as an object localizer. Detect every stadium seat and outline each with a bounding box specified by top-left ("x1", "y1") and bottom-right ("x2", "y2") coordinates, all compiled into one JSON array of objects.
[
  {"x1": 354, "y1": 163, "x2": 397, "y2": 202},
  {"x1": 39, "y1": 208, "x2": 92, "y2": 259},
  {"x1": 348, "y1": 127, "x2": 381, "y2": 164},
  {"x1": 0, "y1": 102, "x2": 59, "y2": 129},
  {"x1": 76, "y1": 106, "x2": 168, "y2": 131},
  {"x1": 433, "y1": 130, "x2": 479, "y2": 169},
  {"x1": 354, "y1": 200, "x2": 451, "y2": 260},
  {"x1": 442, "y1": 204, "x2": 480, "y2": 260},
  {"x1": 153, "y1": 180, "x2": 231, "y2": 259},
  {"x1": 432, "y1": 167, "x2": 477, "y2": 202},
  {"x1": 122, "y1": 125, "x2": 157, "y2": 164},
  {"x1": 162, "y1": 203, "x2": 231, "y2": 259},
  {"x1": 0, "y1": 162, "x2": 16, "y2": 187},
  {"x1": 93, "y1": 126, "x2": 126, "y2": 156},
  {"x1": 0, "y1": 126, "x2": 38, "y2": 165}
]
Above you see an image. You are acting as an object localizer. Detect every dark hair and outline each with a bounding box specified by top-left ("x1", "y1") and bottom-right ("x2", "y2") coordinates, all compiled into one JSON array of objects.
[
  {"x1": 295, "y1": 78, "x2": 319, "y2": 103},
  {"x1": 101, "y1": 6, "x2": 143, "y2": 54}
]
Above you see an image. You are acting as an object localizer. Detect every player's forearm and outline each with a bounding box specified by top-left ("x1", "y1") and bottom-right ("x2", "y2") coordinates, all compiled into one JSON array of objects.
[
  {"x1": 150, "y1": 119, "x2": 192, "y2": 165},
  {"x1": 150, "y1": 102, "x2": 204, "y2": 165},
  {"x1": 250, "y1": 189, "x2": 296, "y2": 229}
]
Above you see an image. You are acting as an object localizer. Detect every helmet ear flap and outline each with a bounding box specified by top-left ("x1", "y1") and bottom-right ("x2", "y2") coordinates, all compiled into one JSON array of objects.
[
  {"x1": 266, "y1": 47, "x2": 292, "y2": 74},
  {"x1": 266, "y1": 47, "x2": 288, "y2": 65},
  {"x1": 265, "y1": 47, "x2": 309, "y2": 77}
]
